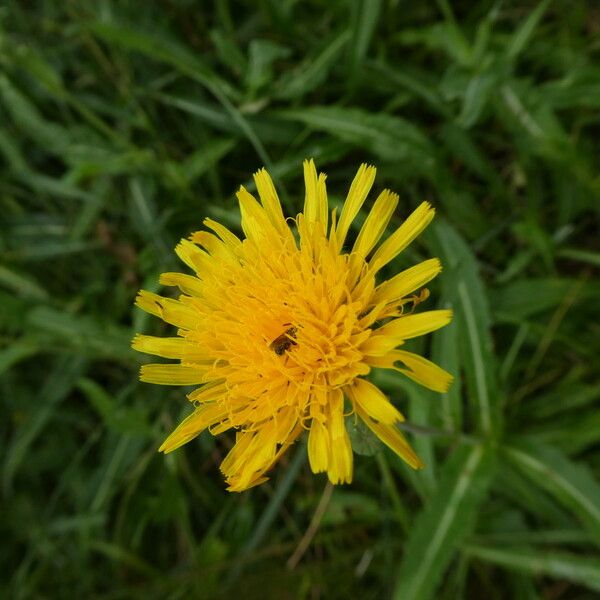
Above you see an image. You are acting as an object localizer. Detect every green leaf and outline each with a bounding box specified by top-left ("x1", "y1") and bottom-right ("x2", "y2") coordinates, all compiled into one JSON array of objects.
[
  {"x1": 505, "y1": 0, "x2": 552, "y2": 62},
  {"x1": 322, "y1": 490, "x2": 381, "y2": 526},
  {"x1": 279, "y1": 106, "x2": 434, "y2": 169},
  {"x1": 365, "y1": 61, "x2": 450, "y2": 117},
  {"x1": 87, "y1": 21, "x2": 274, "y2": 170},
  {"x1": 494, "y1": 460, "x2": 575, "y2": 528},
  {"x1": 156, "y1": 93, "x2": 301, "y2": 144},
  {"x1": 557, "y1": 248, "x2": 600, "y2": 268},
  {"x1": 3, "y1": 356, "x2": 87, "y2": 493},
  {"x1": 430, "y1": 318, "x2": 463, "y2": 437},
  {"x1": 346, "y1": 415, "x2": 382, "y2": 457},
  {"x1": 505, "y1": 440, "x2": 600, "y2": 546},
  {"x1": 429, "y1": 220, "x2": 502, "y2": 436},
  {"x1": 164, "y1": 138, "x2": 236, "y2": 188},
  {"x1": 457, "y1": 71, "x2": 500, "y2": 128},
  {"x1": 493, "y1": 278, "x2": 598, "y2": 321},
  {"x1": 6, "y1": 240, "x2": 100, "y2": 261},
  {"x1": 527, "y1": 410, "x2": 600, "y2": 455},
  {"x1": 0, "y1": 75, "x2": 71, "y2": 154},
  {"x1": 26, "y1": 306, "x2": 133, "y2": 360},
  {"x1": 245, "y1": 39, "x2": 291, "y2": 94},
  {"x1": 87, "y1": 21, "x2": 235, "y2": 97},
  {"x1": 463, "y1": 545, "x2": 600, "y2": 592},
  {"x1": 0, "y1": 264, "x2": 48, "y2": 300},
  {"x1": 393, "y1": 443, "x2": 496, "y2": 600},
  {"x1": 88, "y1": 540, "x2": 160, "y2": 579},
  {"x1": 0, "y1": 339, "x2": 40, "y2": 375},
  {"x1": 276, "y1": 31, "x2": 350, "y2": 99},
  {"x1": 540, "y1": 67, "x2": 600, "y2": 109},
  {"x1": 77, "y1": 378, "x2": 152, "y2": 436},
  {"x1": 348, "y1": 0, "x2": 382, "y2": 74}
]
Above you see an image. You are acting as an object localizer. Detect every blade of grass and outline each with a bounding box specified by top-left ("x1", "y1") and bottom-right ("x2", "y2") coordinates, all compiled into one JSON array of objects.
[
  {"x1": 226, "y1": 442, "x2": 306, "y2": 586},
  {"x1": 348, "y1": 0, "x2": 382, "y2": 77},
  {"x1": 3, "y1": 355, "x2": 87, "y2": 493},
  {"x1": 429, "y1": 220, "x2": 501, "y2": 436},
  {"x1": 276, "y1": 31, "x2": 350, "y2": 99},
  {"x1": 505, "y1": 440, "x2": 600, "y2": 545},
  {"x1": 279, "y1": 106, "x2": 433, "y2": 168},
  {"x1": 88, "y1": 21, "x2": 274, "y2": 171},
  {"x1": 505, "y1": 0, "x2": 552, "y2": 62},
  {"x1": 463, "y1": 545, "x2": 600, "y2": 592},
  {"x1": 393, "y1": 443, "x2": 496, "y2": 600}
]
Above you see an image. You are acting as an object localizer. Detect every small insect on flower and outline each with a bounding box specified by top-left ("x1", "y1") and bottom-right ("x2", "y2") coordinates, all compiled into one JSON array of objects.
[
  {"x1": 132, "y1": 160, "x2": 453, "y2": 492},
  {"x1": 270, "y1": 326, "x2": 298, "y2": 356}
]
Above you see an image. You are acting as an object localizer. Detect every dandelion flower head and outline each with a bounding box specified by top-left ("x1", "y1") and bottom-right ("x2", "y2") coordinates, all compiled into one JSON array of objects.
[{"x1": 133, "y1": 160, "x2": 453, "y2": 491}]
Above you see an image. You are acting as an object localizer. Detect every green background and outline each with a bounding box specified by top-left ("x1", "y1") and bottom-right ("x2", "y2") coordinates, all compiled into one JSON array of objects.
[{"x1": 1, "y1": 1, "x2": 599, "y2": 598}]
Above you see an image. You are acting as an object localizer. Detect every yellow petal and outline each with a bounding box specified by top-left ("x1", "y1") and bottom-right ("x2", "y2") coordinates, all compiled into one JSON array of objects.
[
  {"x1": 135, "y1": 291, "x2": 200, "y2": 330},
  {"x1": 373, "y1": 258, "x2": 442, "y2": 304},
  {"x1": 380, "y1": 350, "x2": 454, "y2": 393},
  {"x1": 359, "y1": 334, "x2": 404, "y2": 356},
  {"x1": 308, "y1": 419, "x2": 329, "y2": 473},
  {"x1": 303, "y1": 159, "x2": 328, "y2": 229},
  {"x1": 327, "y1": 425, "x2": 353, "y2": 484},
  {"x1": 346, "y1": 379, "x2": 404, "y2": 425},
  {"x1": 159, "y1": 272, "x2": 204, "y2": 297},
  {"x1": 237, "y1": 440, "x2": 276, "y2": 490},
  {"x1": 140, "y1": 363, "x2": 208, "y2": 385},
  {"x1": 352, "y1": 189, "x2": 399, "y2": 259},
  {"x1": 226, "y1": 475, "x2": 270, "y2": 493},
  {"x1": 369, "y1": 201, "x2": 435, "y2": 273},
  {"x1": 274, "y1": 406, "x2": 298, "y2": 443},
  {"x1": 327, "y1": 388, "x2": 345, "y2": 440},
  {"x1": 203, "y1": 217, "x2": 241, "y2": 249},
  {"x1": 354, "y1": 404, "x2": 423, "y2": 469},
  {"x1": 380, "y1": 309, "x2": 453, "y2": 339},
  {"x1": 226, "y1": 421, "x2": 304, "y2": 492},
  {"x1": 159, "y1": 403, "x2": 226, "y2": 453},
  {"x1": 254, "y1": 167, "x2": 288, "y2": 236},
  {"x1": 335, "y1": 163, "x2": 376, "y2": 249},
  {"x1": 362, "y1": 309, "x2": 453, "y2": 355},
  {"x1": 132, "y1": 334, "x2": 208, "y2": 361},
  {"x1": 175, "y1": 239, "x2": 210, "y2": 274},
  {"x1": 223, "y1": 424, "x2": 280, "y2": 491},
  {"x1": 236, "y1": 186, "x2": 276, "y2": 241},
  {"x1": 220, "y1": 431, "x2": 255, "y2": 474},
  {"x1": 187, "y1": 381, "x2": 227, "y2": 403},
  {"x1": 189, "y1": 230, "x2": 236, "y2": 262}
]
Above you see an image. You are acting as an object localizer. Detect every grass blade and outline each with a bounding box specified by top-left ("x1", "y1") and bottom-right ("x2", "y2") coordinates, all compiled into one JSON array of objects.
[
  {"x1": 463, "y1": 545, "x2": 600, "y2": 592},
  {"x1": 280, "y1": 106, "x2": 433, "y2": 169},
  {"x1": 505, "y1": 440, "x2": 600, "y2": 545},
  {"x1": 428, "y1": 220, "x2": 501, "y2": 436},
  {"x1": 393, "y1": 443, "x2": 496, "y2": 600},
  {"x1": 506, "y1": 0, "x2": 552, "y2": 62},
  {"x1": 3, "y1": 356, "x2": 87, "y2": 493}
]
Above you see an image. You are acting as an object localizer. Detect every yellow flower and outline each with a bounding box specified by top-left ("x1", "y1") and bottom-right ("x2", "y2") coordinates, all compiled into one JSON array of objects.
[{"x1": 133, "y1": 160, "x2": 453, "y2": 492}]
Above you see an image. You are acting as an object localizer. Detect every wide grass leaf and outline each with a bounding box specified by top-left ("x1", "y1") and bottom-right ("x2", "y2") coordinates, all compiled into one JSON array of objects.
[
  {"x1": 276, "y1": 31, "x2": 350, "y2": 99},
  {"x1": 3, "y1": 356, "x2": 87, "y2": 493},
  {"x1": 87, "y1": 21, "x2": 273, "y2": 169},
  {"x1": 494, "y1": 278, "x2": 598, "y2": 321},
  {"x1": 279, "y1": 106, "x2": 434, "y2": 168},
  {"x1": 428, "y1": 220, "x2": 501, "y2": 435},
  {"x1": 463, "y1": 545, "x2": 600, "y2": 592},
  {"x1": 87, "y1": 21, "x2": 235, "y2": 96},
  {"x1": 348, "y1": 0, "x2": 382, "y2": 75},
  {"x1": 393, "y1": 443, "x2": 496, "y2": 600},
  {"x1": 505, "y1": 0, "x2": 552, "y2": 62},
  {"x1": 26, "y1": 306, "x2": 133, "y2": 360},
  {"x1": 504, "y1": 439, "x2": 600, "y2": 546}
]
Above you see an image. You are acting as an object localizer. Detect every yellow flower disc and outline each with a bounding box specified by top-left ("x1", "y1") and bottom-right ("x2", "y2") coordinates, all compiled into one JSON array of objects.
[{"x1": 133, "y1": 160, "x2": 453, "y2": 492}]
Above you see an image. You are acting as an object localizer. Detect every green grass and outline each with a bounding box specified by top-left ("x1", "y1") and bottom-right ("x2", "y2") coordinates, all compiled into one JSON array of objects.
[{"x1": 1, "y1": 1, "x2": 599, "y2": 598}]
